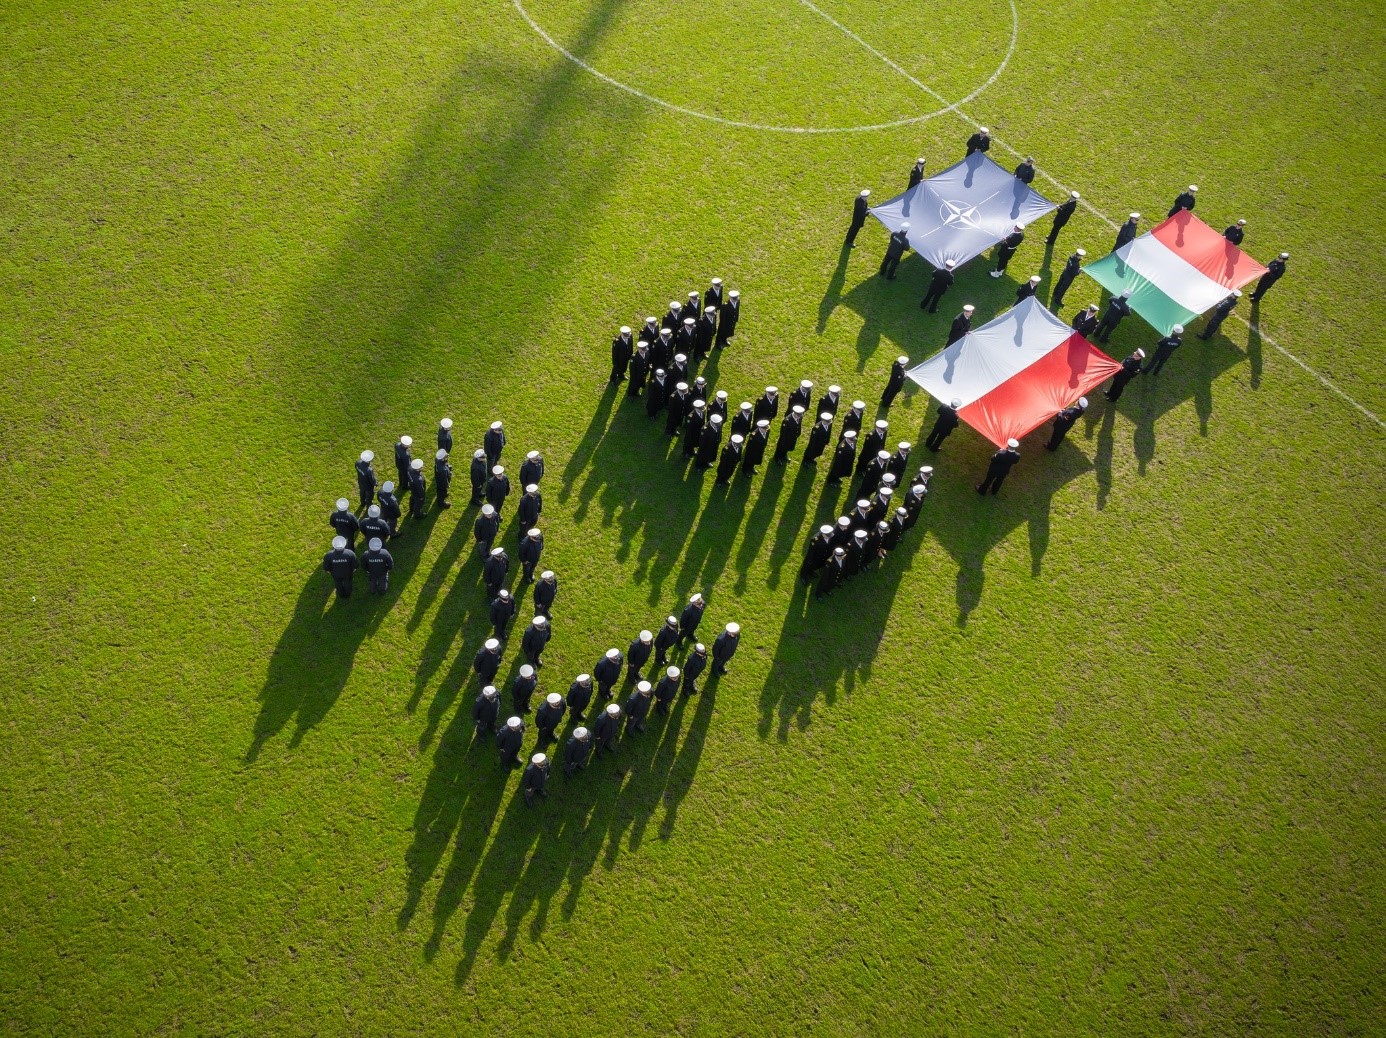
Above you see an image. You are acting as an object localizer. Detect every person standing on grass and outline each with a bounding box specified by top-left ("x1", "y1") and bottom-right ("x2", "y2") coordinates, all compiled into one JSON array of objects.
[
  {"x1": 665, "y1": 382, "x2": 691, "y2": 438},
  {"x1": 1114, "y1": 213, "x2": 1141, "y2": 252},
  {"x1": 362, "y1": 537, "x2": 394, "y2": 595},
  {"x1": 715, "y1": 291, "x2": 740, "y2": 347},
  {"x1": 925, "y1": 400, "x2": 960, "y2": 452},
  {"x1": 1168, "y1": 185, "x2": 1197, "y2": 218},
  {"x1": 706, "y1": 277, "x2": 725, "y2": 313},
  {"x1": 473, "y1": 504, "x2": 500, "y2": 557},
  {"x1": 496, "y1": 716, "x2": 525, "y2": 767},
  {"x1": 645, "y1": 368, "x2": 667, "y2": 419},
  {"x1": 696, "y1": 413, "x2": 724, "y2": 471},
  {"x1": 523, "y1": 753, "x2": 551, "y2": 805},
  {"x1": 594, "y1": 648, "x2": 623, "y2": 700},
  {"x1": 682, "y1": 644, "x2": 708, "y2": 696},
  {"x1": 816, "y1": 547, "x2": 848, "y2": 598},
  {"x1": 628, "y1": 341, "x2": 649, "y2": 397},
  {"x1": 519, "y1": 450, "x2": 543, "y2": 489},
  {"x1": 1013, "y1": 156, "x2": 1035, "y2": 184},
  {"x1": 512, "y1": 664, "x2": 537, "y2": 715},
  {"x1": 472, "y1": 685, "x2": 500, "y2": 736},
  {"x1": 468, "y1": 449, "x2": 487, "y2": 506},
  {"x1": 564, "y1": 728, "x2": 592, "y2": 777},
  {"x1": 697, "y1": 307, "x2": 717, "y2": 360},
  {"x1": 359, "y1": 504, "x2": 390, "y2": 549},
  {"x1": 857, "y1": 420, "x2": 889, "y2": 474},
  {"x1": 716, "y1": 434, "x2": 744, "y2": 485},
  {"x1": 741, "y1": 420, "x2": 770, "y2": 477},
  {"x1": 803, "y1": 412, "x2": 834, "y2": 464},
  {"x1": 474, "y1": 638, "x2": 502, "y2": 686},
  {"x1": 394, "y1": 434, "x2": 414, "y2": 490},
  {"x1": 1144, "y1": 326, "x2": 1184, "y2": 376},
  {"x1": 827, "y1": 429, "x2": 857, "y2": 485},
  {"x1": 654, "y1": 667, "x2": 680, "y2": 715},
  {"x1": 610, "y1": 325, "x2": 633, "y2": 382},
  {"x1": 484, "y1": 465, "x2": 510, "y2": 513},
  {"x1": 625, "y1": 681, "x2": 653, "y2": 735},
  {"x1": 1251, "y1": 253, "x2": 1288, "y2": 302},
  {"x1": 880, "y1": 356, "x2": 909, "y2": 407},
  {"x1": 483, "y1": 420, "x2": 506, "y2": 468},
  {"x1": 1015, "y1": 274, "x2": 1041, "y2": 303},
  {"x1": 1104, "y1": 350, "x2": 1145, "y2": 401},
  {"x1": 773, "y1": 406, "x2": 805, "y2": 464},
  {"x1": 1072, "y1": 302, "x2": 1099, "y2": 338},
  {"x1": 1094, "y1": 292, "x2": 1132, "y2": 343},
  {"x1": 965, "y1": 127, "x2": 990, "y2": 155},
  {"x1": 879, "y1": 223, "x2": 910, "y2": 280},
  {"x1": 532, "y1": 569, "x2": 558, "y2": 619},
  {"x1": 407, "y1": 458, "x2": 427, "y2": 519},
  {"x1": 489, "y1": 588, "x2": 516, "y2": 641},
  {"x1": 322, "y1": 536, "x2": 357, "y2": 599},
  {"x1": 567, "y1": 674, "x2": 594, "y2": 722},
  {"x1": 1046, "y1": 191, "x2": 1079, "y2": 247},
  {"x1": 679, "y1": 593, "x2": 706, "y2": 646},
  {"x1": 1045, "y1": 398, "x2": 1088, "y2": 451},
  {"x1": 483, "y1": 546, "x2": 509, "y2": 597},
  {"x1": 1051, "y1": 250, "x2": 1085, "y2": 309},
  {"x1": 908, "y1": 157, "x2": 926, "y2": 188},
  {"x1": 711, "y1": 622, "x2": 741, "y2": 675},
  {"x1": 1223, "y1": 219, "x2": 1246, "y2": 245},
  {"x1": 800, "y1": 524, "x2": 835, "y2": 585},
  {"x1": 434, "y1": 449, "x2": 452, "y2": 510},
  {"x1": 976, "y1": 439, "x2": 1021, "y2": 496},
  {"x1": 516, "y1": 483, "x2": 542, "y2": 536},
  {"x1": 990, "y1": 224, "x2": 1025, "y2": 277},
  {"x1": 521, "y1": 614, "x2": 551, "y2": 668},
  {"x1": 947, "y1": 305, "x2": 974, "y2": 345},
  {"x1": 653, "y1": 616, "x2": 680, "y2": 669},
  {"x1": 377, "y1": 480, "x2": 401, "y2": 537},
  {"x1": 627, "y1": 630, "x2": 654, "y2": 683},
  {"x1": 437, "y1": 417, "x2": 453, "y2": 455},
  {"x1": 355, "y1": 450, "x2": 377, "y2": 511},
  {"x1": 330, "y1": 498, "x2": 359, "y2": 549},
  {"x1": 682, "y1": 399, "x2": 707, "y2": 459},
  {"x1": 1198, "y1": 291, "x2": 1241, "y2": 340},
  {"x1": 845, "y1": 189, "x2": 871, "y2": 248},
  {"x1": 920, "y1": 260, "x2": 955, "y2": 313},
  {"x1": 535, "y1": 692, "x2": 565, "y2": 743},
  {"x1": 594, "y1": 703, "x2": 621, "y2": 755}
]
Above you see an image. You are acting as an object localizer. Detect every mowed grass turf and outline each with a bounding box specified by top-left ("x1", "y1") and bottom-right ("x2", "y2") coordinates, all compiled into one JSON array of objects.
[{"x1": 2, "y1": 0, "x2": 1384, "y2": 1032}]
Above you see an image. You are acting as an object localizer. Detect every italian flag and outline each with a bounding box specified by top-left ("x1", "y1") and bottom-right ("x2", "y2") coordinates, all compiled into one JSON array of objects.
[{"x1": 1083, "y1": 211, "x2": 1269, "y2": 335}]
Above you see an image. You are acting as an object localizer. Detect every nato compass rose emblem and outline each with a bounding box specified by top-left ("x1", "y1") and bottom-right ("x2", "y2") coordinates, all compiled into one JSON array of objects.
[{"x1": 939, "y1": 198, "x2": 983, "y2": 230}]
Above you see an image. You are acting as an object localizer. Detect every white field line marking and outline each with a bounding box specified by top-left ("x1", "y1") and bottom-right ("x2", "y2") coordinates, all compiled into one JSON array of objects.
[
  {"x1": 798, "y1": 0, "x2": 1383, "y2": 430},
  {"x1": 510, "y1": 0, "x2": 1015, "y2": 133}
]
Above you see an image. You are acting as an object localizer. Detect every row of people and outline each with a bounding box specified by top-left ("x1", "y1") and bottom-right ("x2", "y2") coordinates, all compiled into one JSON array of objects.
[
  {"x1": 609, "y1": 279, "x2": 743, "y2": 387},
  {"x1": 801, "y1": 464, "x2": 934, "y2": 597}
]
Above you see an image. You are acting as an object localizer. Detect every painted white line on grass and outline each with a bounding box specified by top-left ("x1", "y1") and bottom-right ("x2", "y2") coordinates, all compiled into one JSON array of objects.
[
  {"x1": 797, "y1": 2, "x2": 1384, "y2": 430},
  {"x1": 509, "y1": 0, "x2": 1016, "y2": 134}
]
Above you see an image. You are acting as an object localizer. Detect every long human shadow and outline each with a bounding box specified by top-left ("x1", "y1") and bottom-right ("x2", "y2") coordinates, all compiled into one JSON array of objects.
[
  {"x1": 817, "y1": 241, "x2": 853, "y2": 334},
  {"x1": 246, "y1": 512, "x2": 439, "y2": 761},
  {"x1": 1125, "y1": 334, "x2": 1244, "y2": 475},
  {"x1": 763, "y1": 460, "x2": 821, "y2": 591},
  {"x1": 558, "y1": 381, "x2": 619, "y2": 523}
]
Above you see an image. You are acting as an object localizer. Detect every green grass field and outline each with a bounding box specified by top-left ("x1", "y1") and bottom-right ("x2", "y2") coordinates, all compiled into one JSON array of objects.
[{"x1": 3, "y1": 0, "x2": 1384, "y2": 1032}]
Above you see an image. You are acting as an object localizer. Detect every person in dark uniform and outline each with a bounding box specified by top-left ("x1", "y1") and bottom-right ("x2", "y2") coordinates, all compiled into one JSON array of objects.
[
  {"x1": 394, "y1": 434, "x2": 414, "y2": 489},
  {"x1": 564, "y1": 727, "x2": 592, "y2": 777},
  {"x1": 1250, "y1": 253, "x2": 1288, "y2": 302},
  {"x1": 741, "y1": 420, "x2": 770, "y2": 476},
  {"x1": 485, "y1": 465, "x2": 510, "y2": 511},
  {"x1": 610, "y1": 325, "x2": 633, "y2": 382},
  {"x1": 1072, "y1": 303, "x2": 1100, "y2": 338},
  {"x1": 883, "y1": 508, "x2": 908, "y2": 553},
  {"x1": 678, "y1": 593, "x2": 705, "y2": 645},
  {"x1": 730, "y1": 401, "x2": 754, "y2": 438},
  {"x1": 640, "y1": 315, "x2": 660, "y2": 348},
  {"x1": 594, "y1": 702, "x2": 621, "y2": 756},
  {"x1": 965, "y1": 127, "x2": 990, "y2": 155},
  {"x1": 522, "y1": 753, "x2": 551, "y2": 804},
  {"x1": 1095, "y1": 291, "x2": 1132, "y2": 343},
  {"x1": 708, "y1": 390, "x2": 730, "y2": 427},
  {"x1": 662, "y1": 300, "x2": 683, "y2": 332},
  {"x1": 681, "y1": 643, "x2": 708, "y2": 695},
  {"x1": 696, "y1": 307, "x2": 717, "y2": 360},
  {"x1": 880, "y1": 356, "x2": 909, "y2": 407},
  {"x1": 532, "y1": 569, "x2": 558, "y2": 619},
  {"x1": 355, "y1": 450, "x2": 377, "y2": 511},
  {"x1": 645, "y1": 368, "x2": 668, "y2": 418},
  {"x1": 816, "y1": 547, "x2": 847, "y2": 598},
  {"x1": 519, "y1": 527, "x2": 544, "y2": 583},
  {"x1": 695, "y1": 414, "x2": 724, "y2": 471},
  {"x1": 686, "y1": 291, "x2": 702, "y2": 325},
  {"x1": 322, "y1": 536, "x2": 357, "y2": 599},
  {"x1": 902, "y1": 483, "x2": 927, "y2": 531},
  {"x1": 947, "y1": 305, "x2": 975, "y2": 345},
  {"x1": 879, "y1": 223, "x2": 910, "y2": 279},
  {"x1": 1115, "y1": 213, "x2": 1140, "y2": 251},
  {"x1": 1051, "y1": 249, "x2": 1085, "y2": 309},
  {"x1": 473, "y1": 503, "x2": 500, "y2": 556},
  {"x1": 803, "y1": 412, "x2": 834, "y2": 464},
  {"x1": 977, "y1": 438, "x2": 1020, "y2": 495},
  {"x1": 516, "y1": 483, "x2": 542, "y2": 535},
  {"x1": 627, "y1": 341, "x2": 649, "y2": 397},
  {"x1": 919, "y1": 260, "x2": 955, "y2": 313},
  {"x1": 664, "y1": 382, "x2": 690, "y2": 437},
  {"x1": 521, "y1": 614, "x2": 551, "y2": 668},
  {"x1": 593, "y1": 648, "x2": 623, "y2": 700},
  {"x1": 843, "y1": 529, "x2": 867, "y2": 579},
  {"x1": 908, "y1": 158, "x2": 926, "y2": 188},
  {"x1": 911, "y1": 464, "x2": 934, "y2": 494},
  {"x1": 715, "y1": 290, "x2": 740, "y2": 347},
  {"x1": 799, "y1": 524, "x2": 835, "y2": 584},
  {"x1": 437, "y1": 417, "x2": 454, "y2": 454},
  {"x1": 681, "y1": 399, "x2": 707, "y2": 459},
  {"x1": 1045, "y1": 397, "x2": 1088, "y2": 450},
  {"x1": 858, "y1": 420, "x2": 889, "y2": 472},
  {"x1": 1046, "y1": 191, "x2": 1080, "y2": 247},
  {"x1": 1104, "y1": 349, "x2": 1145, "y2": 400},
  {"x1": 1015, "y1": 275, "x2": 1041, "y2": 303},
  {"x1": 472, "y1": 685, "x2": 500, "y2": 735},
  {"x1": 489, "y1": 588, "x2": 516, "y2": 640},
  {"x1": 788, "y1": 379, "x2": 814, "y2": 414},
  {"x1": 624, "y1": 681, "x2": 653, "y2": 735},
  {"x1": 689, "y1": 374, "x2": 707, "y2": 403},
  {"x1": 519, "y1": 450, "x2": 543, "y2": 489},
  {"x1": 925, "y1": 399, "x2": 960, "y2": 452},
  {"x1": 856, "y1": 450, "x2": 890, "y2": 499},
  {"x1": 653, "y1": 667, "x2": 680, "y2": 714},
  {"x1": 362, "y1": 537, "x2": 394, "y2": 594},
  {"x1": 706, "y1": 277, "x2": 724, "y2": 312},
  {"x1": 864, "y1": 521, "x2": 887, "y2": 569},
  {"x1": 512, "y1": 664, "x2": 537, "y2": 714},
  {"x1": 847, "y1": 498, "x2": 873, "y2": 533},
  {"x1": 827, "y1": 429, "x2": 857, "y2": 484},
  {"x1": 653, "y1": 615, "x2": 679, "y2": 669},
  {"x1": 407, "y1": 458, "x2": 427, "y2": 519},
  {"x1": 711, "y1": 622, "x2": 740, "y2": 675},
  {"x1": 1223, "y1": 219, "x2": 1246, "y2": 245},
  {"x1": 753, "y1": 386, "x2": 780, "y2": 424},
  {"x1": 434, "y1": 449, "x2": 452, "y2": 509},
  {"x1": 627, "y1": 630, "x2": 653, "y2": 682},
  {"x1": 1167, "y1": 185, "x2": 1197, "y2": 218},
  {"x1": 377, "y1": 480, "x2": 401, "y2": 536},
  {"x1": 715, "y1": 434, "x2": 744, "y2": 485},
  {"x1": 830, "y1": 516, "x2": 853, "y2": 551},
  {"x1": 536, "y1": 692, "x2": 565, "y2": 742},
  {"x1": 821, "y1": 385, "x2": 842, "y2": 417},
  {"x1": 773, "y1": 406, "x2": 805, "y2": 464},
  {"x1": 678, "y1": 317, "x2": 698, "y2": 362},
  {"x1": 1198, "y1": 291, "x2": 1241, "y2": 339},
  {"x1": 845, "y1": 189, "x2": 871, "y2": 248},
  {"x1": 483, "y1": 546, "x2": 509, "y2": 597},
  {"x1": 841, "y1": 400, "x2": 867, "y2": 436},
  {"x1": 330, "y1": 498, "x2": 359, "y2": 549},
  {"x1": 467, "y1": 449, "x2": 487, "y2": 507},
  {"x1": 359, "y1": 504, "x2": 391, "y2": 548},
  {"x1": 1013, "y1": 156, "x2": 1035, "y2": 184},
  {"x1": 1143, "y1": 326, "x2": 1184, "y2": 375},
  {"x1": 990, "y1": 224, "x2": 1024, "y2": 276},
  {"x1": 886, "y1": 442, "x2": 912, "y2": 481},
  {"x1": 474, "y1": 638, "x2": 502, "y2": 685},
  {"x1": 496, "y1": 716, "x2": 524, "y2": 767}
]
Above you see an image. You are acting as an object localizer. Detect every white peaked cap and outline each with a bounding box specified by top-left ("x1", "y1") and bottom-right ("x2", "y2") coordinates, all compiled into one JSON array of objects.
[
  {"x1": 492, "y1": 465, "x2": 504, "y2": 475},
  {"x1": 532, "y1": 615, "x2": 547, "y2": 627},
  {"x1": 677, "y1": 382, "x2": 689, "y2": 392},
  {"x1": 801, "y1": 379, "x2": 813, "y2": 389},
  {"x1": 692, "y1": 399, "x2": 706, "y2": 409},
  {"x1": 527, "y1": 450, "x2": 540, "y2": 460},
  {"x1": 332, "y1": 536, "x2": 347, "y2": 549},
  {"x1": 877, "y1": 450, "x2": 891, "y2": 460},
  {"x1": 900, "y1": 222, "x2": 910, "y2": 230},
  {"x1": 1172, "y1": 324, "x2": 1184, "y2": 334},
  {"x1": 731, "y1": 434, "x2": 744, "y2": 444},
  {"x1": 1007, "y1": 438, "x2": 1019, "y2": 449},
  {"x1": 473, "y1": 449, "x2": 485, "y2": 459},
  {"x1": 860, "y1": 189, "x2": 871, "y2": 197},
  {"x1": 440, "y1": 418, "x2": 453, "y2": 429},
  {"x1": 896, "y1": 506, "x2": 908, "y2": 517},
  {"x1": 498, "y1": 589, "x2": 510, "y2": 599},
  {"x1": 1119, "y1": 290, "x2": 1132, "y2": 298},
  {"x1": 574, "y1": 727, "x2": 590, "y2": 739},
  {"x1": 945, "y1": 260, "x2": 955, "y2": 269},
  {"x1": 483, "y1": 685, "x2": 497, "y2": 698},
  {"x1": 507, "y1": 716, "x2": 522, "y2": 729},
  {"x1": 897, "y1": 355, "x2": 909, "y2": 365},
  {"x1": 336, "y1": 498, "x2": 349, "y2": 510},
  {"x1": 857, "y1": 499, "x2": 871, "y2": 509},
  {"x1": 1076, "y1": 249, "x2": 1087, "y2": 257},
  {"x1": 1237, "y1": 219, "x2": 1246, "y2": 225},
  {"x1": 919, "y1": 465, "x2": 934, "y2": 475},
  {"x1": 620, "y1": 325, "x2": 631, "y2": 334},
  {"x1": 606, "y1": 703, "x2": 621, "y2": 716},
  {"x1": 881, "y1": 473, "x2": 897, "y2": 485},
  {"x1": 411, "y1": 458, "x2": 423, "y2": 470},
  {"x1": 917, "y1": 158, "x2": 926, "y2": 164},
  {"x1": 667, "y1": 615, "x2": 678, "y2": 625},
  {"x1": 1189, "y1": 185, "x2": 1198, "y2": 192},
  {"x1": 437, "y1": 449, "x2": 448, "y2": 460},
  {"x1": 489, "y1": 546, "x2": 503, "y2": 556},
  {"x1": 485, "y1": 638, "x2": 500, "y2": 650},
  {"x1": 853, "y1": 400, "x2": 866, "y2": 409},
  {"x1": 670, "y1": 301, "x2": 681, "y2": 309},
  {"x1": 880, "y1": 487, "x2": 894, "y2": 499},
  {"x1": 528, "y1": 528, "x2": 541, "y2": 538},
  {"x1": 716, "y1": 390, "x2": 728, "y2": 400},
  {"x1": 875, "y1": 420, "x2": 888, "y2": 430},
  {"x1": 728, "y1": 290, "x2": 739, "y2": 298},
  {"x1": 646, "y1": 316, "x2": 658, "y2": 324},
  {"x1": 1078, "y1": 397, "x2": 1089, "y2": 408},
  {"x1": 1135, "y1": 348, "x2": 1147, "y2": 359},
  {"x1": 525, "y1": 483, "x2": 539, "y2": 493},
  {"x1": 710, "y1": 414, "x2": 723, "y2": 424},
  {"x1": 834, "y1": 547, "x2": 847, "y2": 557},
  {"x1": 726, "y1": 622, "x2": 740, "y2": 634},
  {"x1": 828, "y1": 385, "x2": 841, "y2": 393},
  {"x1": 1280, "y1": 252, "x2": 1289, "y2": 259},
  {"x1": 705, "y1": 306, "x2": 715, "y2": 313},
  {"x1": 963, "y1": 304, "x2": 975, "y2": 313},
  {"x1": 693, "y1": 376, "x2": 706, "y2": 385},
  {"x1": 691, "y1": 592, "x2": 704, "y2": 604},
  {"x1": 766, "y1": 386, "x2": 778, "y2": 394},
  {"x1": 653, "y1": 368, "x2": 665, "y2": 378},
  {"x1": 519, "y1": 664, "x2": 534, "y2": 677},
  {"x1": 711, "y1": 278, "x2": 723, "y2": 285},
  {"x1": 659, "y1": 328, "x2": 670, "y2": 336},
  {"x1": 481, "y1": 503, "x2": 494, "y2": 515},
  {"x1": 1014, "y1": 223, "x2": 1024, "y2": 231},
  {"x1": 683, "y1": 317, "x2": 695, "y2": 326},
  {"x1": 688, "y1": 291, "x2": 699, "y2": 299},
  {"x1": 367, "y1": 504, "x2": 380, "y2": 517},
  {"x1": 820, "y1": 412, "x2": 833, "y2": 421},
  {"x1": 756, "y1": 419, "x2": 770, "y2": 429},
  {"x1": 400, "y1": 435, "x2": 412, "y2": 446},
  {"x1": 490, "y1": 420, "x2": 503, "y2": 430},
  {"x1": 820, "y1": 524, "x2": 834, "y2": 535},
  {"x1": 854, "y1": 530, "x2": 868, "y2": 541},
  {"x1": 842, "y1": 429, "x2": 856, "y2": 438},
  {"x1": 541, "y1": 570, "x2": 554, "y2": 580},
  {"x1": 360, "y1": 450, "x2": 374, "y2": 462},
  {"x1": 695, "y1": 643, "x2": 706, "y2": 653},
  {"x1": 606, "y1": 648, "x2": 620, "y2": 659},
  {"x1": 979, "y1": 126, "x2": 988, "y2": 133},
  {"x1": 382, "y1": 480, "x2": 394, "y2": 492},
  {"x1": 532, "y1": 753, "x2": 546, "y2": 765},
  {"x1": 546, "y1": 692, "x2": 562, "y2": 706},
  {"x1": 898, "y1": 441, "x2": 912, "y2": 450},
  {"x1": 837, "y1": 517, "x2": 851, "y2": 527},
  {"x1": 1088, "y1": 303, "x2": 1099, "y2": 311},
  {"x1": 792, "y1": 405, "x2": 805, "y2": 415},
  {"x1": 639, "y1": 630, "x2": 653, "y2": 641},
  {"x1": 1029, "y1": 275, "x2": 1041, "y2": 284},
  {"x1": 1232, "y1": 289, "x2": 1242, "y2": 297},
  {"x1": 369, "y1": 537, "x2": 383, "y2": 550},
  {"x1": 667, "y1": 666, "x2": 680, "y2": 678},
  {"x1": 1071, "y1": 191, "x2": 1080, "y2": 199},
  {"x1": 638, "y1": 681, "x2": 652, "y2": 694},
  {"x1": 951, "y1": 398, "x2": 962, "y2": 408},
  {"x1": 1129, "y1": 212, "x2": 1140, "y2": 220}
]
